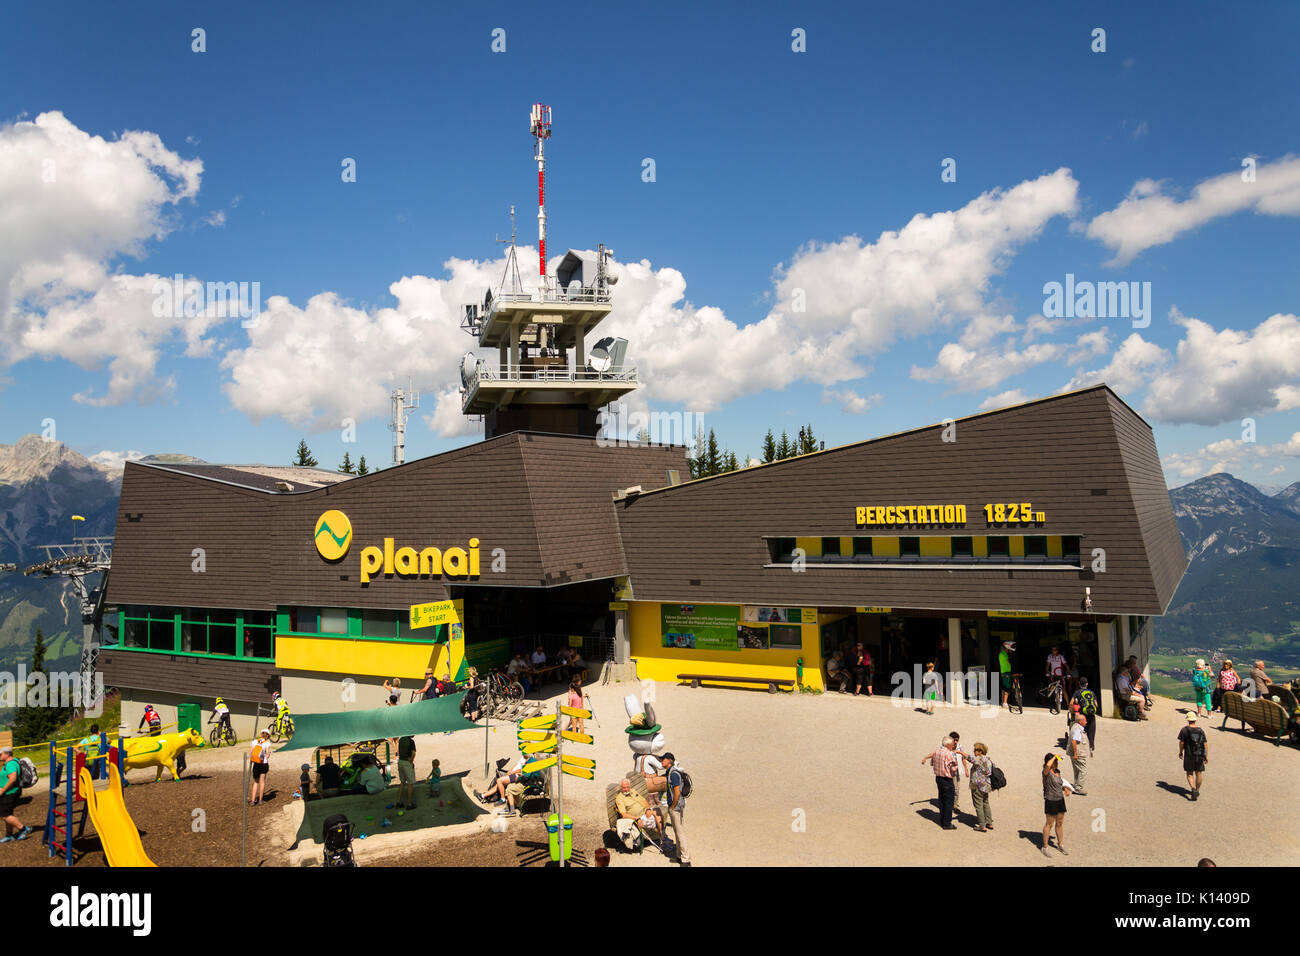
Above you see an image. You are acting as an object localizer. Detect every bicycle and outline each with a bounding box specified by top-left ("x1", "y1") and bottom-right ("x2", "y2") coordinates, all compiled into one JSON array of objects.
[
  {"x1": 1038, "y1": 676, "x2": 1064, "y2": 715},
  {"x1": 209, "y1": 721, "x2": 237, "y2": 748},
  {"x1": 268, "y1": 713, "x2": 295, "y2": 742},
  {"x1": 1007, "y1": 674, "x2": 1024, "y2": 715},
  {"x1": 488, "y1": 670, "x2": 523, "y2": 702}
]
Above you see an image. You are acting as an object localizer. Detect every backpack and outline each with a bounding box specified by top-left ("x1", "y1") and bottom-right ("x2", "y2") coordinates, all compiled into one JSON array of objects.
[
  {"x1": 18, "y1": 756, "x2": 39, "y2": 790},
  {"x1": 1078, "y1": 690, "x2": 1099, "y2": 717},
  {"x1": 988, "y1": 763, "x2": 1007, "y2": 792},
  {"x1": 670, "y1": 766, "x2": 693, "y2": 800},
  {"x1": 1185, "y1": 728, "x2": 1207, "y2": 763}
]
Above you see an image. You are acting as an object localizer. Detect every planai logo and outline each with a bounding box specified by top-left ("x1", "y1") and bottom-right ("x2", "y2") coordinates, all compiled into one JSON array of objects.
[{"x1": 314, "y1": 510, "x2": 352, "y2": 561}]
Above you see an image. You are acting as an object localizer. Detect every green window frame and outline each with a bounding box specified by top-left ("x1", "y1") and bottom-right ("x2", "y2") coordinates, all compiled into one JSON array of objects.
[
  {"x1": 769, "y1": 623, "x2": 803, "y2": 649},
  {"x1": 900, "y1": 536, "x2": 921, "y2": 557},
  {"x1": 117, "y1": 606, "x2": 276, "y2": 661},
  {"x1": 1025, "y1": 535, "x2": 1048, "y2": 558},
  {"x1": 852, "y1": 536, "x2": 873, "y2": 557},
  {"x1": 275, "y1": 607, "x2": 438, "y2": 644},
  {"x1": 821, "y1": 537, "x2": 841, "y2": 557},
  {"x1": 952, "y1": 536, "x2": 974, "y2": 557},
  {"x1": 987, "y1": 536, "x2": 1010, "y2": 558}
]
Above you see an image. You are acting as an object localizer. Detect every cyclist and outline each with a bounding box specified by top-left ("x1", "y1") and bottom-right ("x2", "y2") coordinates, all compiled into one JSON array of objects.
[
  {"x1": 272, "y1": 691, "x2": 292, "y2": 732},
  {"x1": 210, "y1": 696, "x2": 233, "y2": 742},
  {"x1": 1045, "y1": 645, "x2": 1067, "y2": 684},
  {"x1": 138, "y1": 704, "x2": 162, "y2": 736},
  {"x1": 998, "y1": 641, "x2": 1015, "y2": 708}
]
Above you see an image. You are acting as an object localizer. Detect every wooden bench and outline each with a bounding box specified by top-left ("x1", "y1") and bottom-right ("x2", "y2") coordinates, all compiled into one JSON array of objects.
[
  {"x1": 678, "y1": 673, "x2": 795, "y2": 694},
  {"x1": 1221, "y1": 691, "x2": 1287, "y2": 746}
]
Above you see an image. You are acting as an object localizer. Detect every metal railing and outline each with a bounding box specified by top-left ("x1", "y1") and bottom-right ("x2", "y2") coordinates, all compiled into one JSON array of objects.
[{"x1": 462, "y1": 363, "x2": 637, "y2": 401}]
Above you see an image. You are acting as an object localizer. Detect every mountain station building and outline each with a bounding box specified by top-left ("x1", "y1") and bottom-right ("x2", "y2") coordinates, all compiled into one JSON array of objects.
[{"x1": 99, "y1": 380, "x2": 1188, "y2": 737}]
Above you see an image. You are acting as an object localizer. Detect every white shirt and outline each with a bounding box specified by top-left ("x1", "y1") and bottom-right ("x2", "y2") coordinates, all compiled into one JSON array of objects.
[
  {"x1": 1070, "y1": 722, "x2": 1089, "y2": 755},
  {"x1": 531, "y1": 650, "x2": 547, "y2": 666},
  {"x1": 1046, "y1": 653, "x2": 1066, "y2": 676}
]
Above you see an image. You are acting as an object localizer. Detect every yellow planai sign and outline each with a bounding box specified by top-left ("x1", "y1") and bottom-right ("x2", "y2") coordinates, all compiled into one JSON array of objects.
[{"x1": 313, "y1": 511, "x2": 482, "y2": 584}]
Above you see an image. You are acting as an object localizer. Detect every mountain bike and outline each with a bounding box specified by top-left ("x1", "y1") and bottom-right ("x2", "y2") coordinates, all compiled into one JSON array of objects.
[
  {"x1": 269, "y1": 713, "x2": 294, "y2": 742},
  {"x1": 1007, "y1": 674, "x2": 1024, "y2": 715},
  {"x1": 1039, "y1": 676, "x2": 1064, "y2": 715},
  {"x1": 488, "y1": 670, "x2": 523, "y2": 702},
  {"x1": 209, "y1": 721, "x2": 237, "y2": 748}
]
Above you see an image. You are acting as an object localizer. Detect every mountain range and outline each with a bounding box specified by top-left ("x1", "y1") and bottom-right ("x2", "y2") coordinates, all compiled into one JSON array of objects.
[{"x1": 1162, "y1": 472, "x2": 1300, "y2": 669}]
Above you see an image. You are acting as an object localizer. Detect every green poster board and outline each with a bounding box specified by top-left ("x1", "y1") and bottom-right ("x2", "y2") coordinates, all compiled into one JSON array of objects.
[{"x1": 661, "y1": 604, "x2": 741, "y2": 650}]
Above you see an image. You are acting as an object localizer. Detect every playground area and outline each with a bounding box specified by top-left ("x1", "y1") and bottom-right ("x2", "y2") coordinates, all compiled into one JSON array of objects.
[{"x1": 6, "y1": 678, "x2": 1298, "y2": 867}]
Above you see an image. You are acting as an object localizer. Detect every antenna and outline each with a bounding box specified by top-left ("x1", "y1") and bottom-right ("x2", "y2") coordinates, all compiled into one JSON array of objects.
[
  {"x1": 530, "y1": 103, "x2": 552, "y2": 284},
  {"x1": 497, "y1": 205, "x2": 523, "y2": 295},
  {"x1": 389, "y1": 378, "x2": 420, "y2": 466}
]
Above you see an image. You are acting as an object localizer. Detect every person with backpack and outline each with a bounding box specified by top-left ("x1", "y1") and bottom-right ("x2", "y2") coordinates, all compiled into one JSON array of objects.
[
  {"x1": 139, "y1": 704, "x2": 162, "y2": 736},
  {"x1": 1192, "y1": 659, "x2": 1213, "y2": 718},
  {"x1": 1177, "y1": 713, "x2": 1209, "y2": 801},
  {"x1": 661, "y1": 752, "x2": 691, "y2": 866},
  {"x1": 1070, "y1": 678, "x2": 1099, "y2": 751},
  {"x1": 0, "y1": 745, "x2": 32, "y2": 843},
  {"x1": 967, "y1": 742, "x2": 995, "y2": 832}
]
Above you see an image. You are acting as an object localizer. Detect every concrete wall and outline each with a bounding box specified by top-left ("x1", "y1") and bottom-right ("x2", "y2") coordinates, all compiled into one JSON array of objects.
[{"x1": 117, "y1": 686, "x2": 265, "y2": 741}]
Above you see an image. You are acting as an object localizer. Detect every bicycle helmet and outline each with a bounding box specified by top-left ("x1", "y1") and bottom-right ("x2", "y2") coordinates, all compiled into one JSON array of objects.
[
  {"x1": 273, "y1": 691, "x2": 280, "y2": 699},
  {"x1": 215, "y1": 696, "x2": 225, "y2": 704}
]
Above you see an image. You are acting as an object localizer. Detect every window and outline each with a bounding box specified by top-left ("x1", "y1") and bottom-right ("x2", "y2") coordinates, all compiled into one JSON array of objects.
[
  {"x1": 122, "y1": 606, "x2": 176, "y2": 651},
  {"x1": 952, "y1": 536, "x2": 974, "y2": 557},
  {"x1": 852, "y1": 537, "x2": 873, "y2": 557},
  {"x1": 208, "y1": 609, "x2": 237, "y2": 656},
  {"x1": 666, "y1": 469, "x2": 681, "y2": 486},
  {"x1": 243, "y1": 610, "x2": 274, "y2": 660},
  {"x1": 987, "y1": 536, "x2": 1010, "y2": 558},
  {"x1": 821, "y1": 537, "x2": 841, "y2": 557},
  {"x1": 900, "y1": 537, "x2": 920, "y2": 557},
  {"x1": 1062, "y1": 536, "x2": 1081, "y2": 561},
  {"x1": 362, "y1": 609, "x2": 398, "y2": 640},
  {"x1": 319, "y1": 607, "x2": 348, "y2": 635},
  {"x1": 769, "y1": 538, "x2": 797, "y2": 562},
  {"x1": 1025, "y1": 536, "x2": 1048, "y2": 558},
  {"x1": 289, "y1": 607, "x2": 318, "y2": 633},
  {"x1": 769, "y1": 624, "x2": 803, "y2": 649}
]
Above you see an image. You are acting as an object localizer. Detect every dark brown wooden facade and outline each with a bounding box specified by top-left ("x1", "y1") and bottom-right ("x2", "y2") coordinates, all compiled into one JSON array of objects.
[{"x1": 613, "y1": 386, "x2": 1187, "y2": 616}]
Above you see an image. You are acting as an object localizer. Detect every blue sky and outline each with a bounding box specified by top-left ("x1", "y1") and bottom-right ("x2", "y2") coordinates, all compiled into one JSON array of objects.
[{"x1": 1, "y1": 1, "x2": 1298, "y2": 488}]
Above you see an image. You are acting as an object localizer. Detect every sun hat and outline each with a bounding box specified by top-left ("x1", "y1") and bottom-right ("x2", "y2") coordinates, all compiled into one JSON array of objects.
[
  {"x1": 1186, "y1": 713, "x2": 1198, "y2": 722},
  {"x1": 259, "y1": 729, "x2": 271, "y2": 737},
  {"x1": 1195, "y1": 659, "x2": 1206, "y2": 667}
]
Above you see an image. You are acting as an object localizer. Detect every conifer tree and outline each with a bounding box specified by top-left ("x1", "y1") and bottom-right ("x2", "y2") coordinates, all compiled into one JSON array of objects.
[
  {"x1": 357, "y1": 456, "x2": 370, "y2": 476},
  {"x1": 338, "y1": 452, "x2": 356, "y2": 474},
  {"x1": 294, "y1": 440, "x2": 319, "y2": 467},
  {"x1": 762, "y1": 429, "x2": 777, "y2": 463}
]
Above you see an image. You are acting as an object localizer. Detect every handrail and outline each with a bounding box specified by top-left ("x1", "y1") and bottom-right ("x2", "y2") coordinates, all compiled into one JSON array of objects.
[{"x1": 464, "y1": 364, "x2": 637, "y2": 391}]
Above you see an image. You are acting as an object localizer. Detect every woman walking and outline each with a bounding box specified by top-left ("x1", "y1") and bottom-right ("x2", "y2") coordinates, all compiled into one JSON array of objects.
[
  {"x1": 1191, "y1": 659, "x2": 1213, "y2": 718},
  {"x1": 968, "y1": 742, "x2": 994, "y2": 832},
  {"x1": 248, "y1": 729, "x2": 272, "y2": 806},
  {"x1": 1041, "y1": 752, "x2": 1072, "y2": 857}
]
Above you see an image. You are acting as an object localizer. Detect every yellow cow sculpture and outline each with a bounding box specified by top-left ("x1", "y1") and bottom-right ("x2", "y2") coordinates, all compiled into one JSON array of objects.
[{"x1": 123, "y1": 728, "x2": 205, "y2": 782}]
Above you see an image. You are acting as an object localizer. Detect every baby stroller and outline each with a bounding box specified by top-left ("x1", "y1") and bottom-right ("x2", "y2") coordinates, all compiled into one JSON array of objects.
[{"x1": 322, "y1": 813, "x2": 357, "y2": 867}]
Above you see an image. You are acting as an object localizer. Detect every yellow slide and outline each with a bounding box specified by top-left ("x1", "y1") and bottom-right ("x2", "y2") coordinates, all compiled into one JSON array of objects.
[{"x1": 78, "y1": 764, "x2": 157, "y2": 867}]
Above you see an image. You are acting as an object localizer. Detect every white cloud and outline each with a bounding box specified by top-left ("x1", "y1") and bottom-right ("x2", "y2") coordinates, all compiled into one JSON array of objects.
[
  {"x1": 1140, "y1": 310, "x2": 1300, "y2": 425},
  {"x1": 911, "y1": 337, "x2": 1062, "y2": 392},
  {"x1": 978, "y1": 389, "x2": 1032, "y2": 411},
  {"x1": 1060, "y1": 333, "x2": 1170, "y2": 394},
  {"x1": 1067, "y1": 329, "x2": 1111, "y2": 365},
  {"x1": 0, "y1": 111, "x2": 211, "y2": 404},
  {"x1": 202, "y1": 209, "x2": 227, "y2": 228},
  {"x1": 1084, "y1": 156, "x2": 1300, "y2": 265},
  {"x1": 822, "y1": 388, "x2": 881, "y2": 415},
  {"x1": 1022, "y1": 314, "x2": 1062, "y2": 342},
  {"x1": 1162, "y1": 431, "x2": 1300, "y2": 482}
]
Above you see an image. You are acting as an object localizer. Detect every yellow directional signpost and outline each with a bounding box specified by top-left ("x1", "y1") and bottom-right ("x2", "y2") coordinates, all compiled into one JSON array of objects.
[
  {"x1": 553, "y1": 700, "x2": 595, "y2": 864},
  {"x1": 520, "y1": 715, "x2": 557, "y2": 730},
  {"x1": 522, "y1": 735, "x2": 558, "y2": 755},
  {"x1": 523, "y1": 755, "x2": 557, "y2": 773},
  {"x1": 517, "y1": 729, "x2": 552, "y2": 742}
]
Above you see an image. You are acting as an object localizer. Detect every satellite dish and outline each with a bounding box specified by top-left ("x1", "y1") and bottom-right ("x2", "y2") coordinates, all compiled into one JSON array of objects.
[
  {"x1": 587, "y1": 337, "x2": 613, "y2": 373},
  {"x1": 605, "y1": 274, "x2": 618, "y2": 286},
  {"x1": 460, "y1": 352, "x2": 480, "y2": 387}
]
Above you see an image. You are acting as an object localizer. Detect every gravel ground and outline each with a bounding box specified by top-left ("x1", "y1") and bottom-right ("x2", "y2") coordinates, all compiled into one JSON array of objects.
[{"x1": 7, "y1": 680, "x2": 1295, "y2": 867}]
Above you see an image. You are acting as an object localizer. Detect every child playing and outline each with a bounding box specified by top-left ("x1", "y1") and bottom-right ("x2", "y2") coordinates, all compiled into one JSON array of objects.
[
  {"x1": 923, "y1": 662, "x2": 940, "y2": 715},
  {"x1": 427, "y1": 759, "x2": 442, "y2": 797},
  {"x1": 295, "y1": 763, "x2": 312, "y2": 800}
]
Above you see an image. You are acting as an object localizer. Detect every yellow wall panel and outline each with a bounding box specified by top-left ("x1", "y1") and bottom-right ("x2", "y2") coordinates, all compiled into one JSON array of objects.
[
  {"x1": 277, "y1": 634, "x2": 438, "y2": 679},
  {"x1": 1010, "y1": 536, "x2": 1025, "y2": 557},
  {"x1": 919, "y1": 537, "x2": 950, "y2": 557},
  {"x1": 628, "y1": 601, "x2": 822, "y2": 690},
  {"x1": 839, "y1": 536, "x2": 853, "y2": 557},
  {"x1": 1047, "y1": 535, "x2": 1063, "y2": 558},
  {"x1": 873, "y1": 536, "x2": 900, "y2": 557},
  {"x1": 795, "y1": 536, "x2": 821, "y2": 557},
  {"x1": 973, "y1": 535, "x2": 988, "y2": 557}
]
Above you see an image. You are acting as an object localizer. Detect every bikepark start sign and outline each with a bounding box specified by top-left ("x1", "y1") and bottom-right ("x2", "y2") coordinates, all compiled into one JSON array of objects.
[{"x1": 409, "y1": 599, "x2": 462, "y2": 630}]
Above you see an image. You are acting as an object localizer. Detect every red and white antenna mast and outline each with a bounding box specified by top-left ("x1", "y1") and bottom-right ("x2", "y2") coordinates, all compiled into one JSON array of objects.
[{"x1": 530, "y1": 103, "x2": 552, "y2": 283}]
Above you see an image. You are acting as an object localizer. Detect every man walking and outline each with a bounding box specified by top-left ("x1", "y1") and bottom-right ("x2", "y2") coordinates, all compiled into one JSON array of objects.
[
  {"x1": 0, "y1": 745, "x2": 32, "y2": 843},
  {"x1": 921, "y1": 737, "x2": 959, "y2": 830},
  {"x1": 1070, "y1": 678, "x2": 1099, "y2": 751},
  {"x1": 1177, "y1": 713, "x2": 1208, "y2": 801},
  {"x1": 1068, "y1": 711, "x2": 1090, "y2": 795},
  {"x1": 998, "y1": 641, "x2": 1015, "y2": 707},
  {"x1": 662, "y1": 752, "x2": 690, "y2": 866}
]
